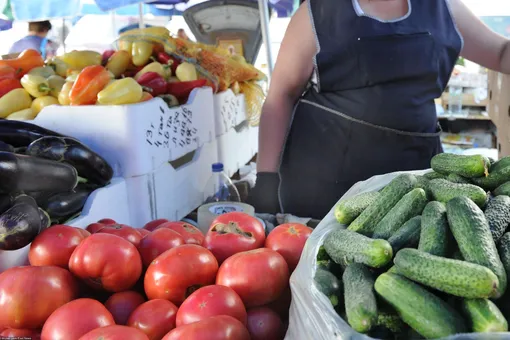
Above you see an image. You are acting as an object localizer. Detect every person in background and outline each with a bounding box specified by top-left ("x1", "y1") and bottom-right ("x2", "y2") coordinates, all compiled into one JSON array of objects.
[
  {"x1": 9, "y1": 21, "x2": 57, "y2": 59},
  {"x1": 248, "y1": 0, "x2": 510, "y2": 219},
  {"x1": 177, "y1": 28, "x2": 190, "y2": 41}
]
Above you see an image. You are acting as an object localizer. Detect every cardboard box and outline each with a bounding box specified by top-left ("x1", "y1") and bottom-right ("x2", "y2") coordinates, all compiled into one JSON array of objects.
[{"x1": 488, "y1": 71, "x2": 510, "y2": 157}]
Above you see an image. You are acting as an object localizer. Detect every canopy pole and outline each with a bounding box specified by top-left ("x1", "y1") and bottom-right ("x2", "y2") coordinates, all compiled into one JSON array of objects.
[
  {"x1": 257, "y1": 0, "x2": 273, "y2": 79},
  {"x1": 61, "y1": 19, "x2": 66, "y2": 54},
  {"x1": 138, "y1": 2, "x2": 145, "y2": 28}
]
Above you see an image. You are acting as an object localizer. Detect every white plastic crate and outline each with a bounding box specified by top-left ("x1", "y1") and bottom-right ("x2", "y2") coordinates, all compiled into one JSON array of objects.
[
  {"x1": 31, "y1": 88, "x2": 215, "y2": 178},
  {"x1": 213, "y1": 89, "x2": 247, "y2": 137},
  {"x1": 217, "y1": 124, "x2": 259, "y2": 178},
  {"x1": 0, "y1": 178, "x2": 130, "y2": 272}
]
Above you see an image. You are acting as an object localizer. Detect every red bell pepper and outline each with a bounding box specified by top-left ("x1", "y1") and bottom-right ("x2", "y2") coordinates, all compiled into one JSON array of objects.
[
  {"x1": 136, "y1": 72, "x2": 167, "y2": 97},
  {"x1": 156, "y1": 52, "x2": 180, "y2": 74},
  {"x1": 0, "y1": 66, "x2": 17, "y2": 81},
  {"x1": 166, "y1": 79, "x2": 207, "y2": 103},
  {"x1": 0, "y1": 78, "x2": 22, "y2": 98}
]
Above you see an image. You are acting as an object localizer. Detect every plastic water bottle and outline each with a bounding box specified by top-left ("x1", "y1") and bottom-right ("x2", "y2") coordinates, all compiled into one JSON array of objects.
[
  {"x1": 203, "y1": 163, "x2": 241, "y2": 203},
  {"x1": 449, "y1": 86, "x2": 463, "y2": 116}
]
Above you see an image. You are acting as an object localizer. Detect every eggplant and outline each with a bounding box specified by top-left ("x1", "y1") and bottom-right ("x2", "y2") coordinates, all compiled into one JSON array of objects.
[
  {"x1": 0, "y1": 194, "x2": 13, "y2": 214},
  {"x1": 26, "y1": 136, "x2": 113, "y2": 185},
  {"x1": 0, "y1": 194, "x2": 41, "y2": 250},
  {"x1": 38, "y1": 208, "x2": 51, "y2": 230},
  {"x1": 0, "y1": 140, "x2": 14, "y2": 153},
  {"x1": 0, "y1": 120, "x2": 65, "y2": 147},
  {"x1": 41, "y1": 187, "x2": 93, "y2": 221},
  {"x1": 0, "y1": 152, "x2": 78, "y2": 193}
]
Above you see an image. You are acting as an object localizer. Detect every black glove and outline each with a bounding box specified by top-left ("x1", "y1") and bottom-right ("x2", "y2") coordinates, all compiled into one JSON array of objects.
[{"x1": 247, "y1": 172, "x2": 281, "y2": 214}]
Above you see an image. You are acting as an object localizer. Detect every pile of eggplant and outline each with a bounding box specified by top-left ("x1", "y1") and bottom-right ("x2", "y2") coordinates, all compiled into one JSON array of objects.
[{"x1": 0, "y1": 120, "x2": 113, "y2": 251}]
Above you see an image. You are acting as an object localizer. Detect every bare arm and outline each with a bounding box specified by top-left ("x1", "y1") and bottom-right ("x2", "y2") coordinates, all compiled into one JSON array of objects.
[
  {"x1": 449, "y1": 0, "x2": 510, "y2": 73},
  {"x1": 256, "y1": 3, "x2": 316, "y2": 172}
]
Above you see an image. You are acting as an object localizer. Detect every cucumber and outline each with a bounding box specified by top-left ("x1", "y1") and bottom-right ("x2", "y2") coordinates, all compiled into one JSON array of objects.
[
  {"x1": 348, "y1": 174, "x2": 417, "y2": 235},
  {"x1": 343, "y1": 263, "x2": 378, "y2": 333},
  {"x1": 431, "y1": 153, "x2": 489, "y2": 178},
  {"x1": 314, "y1": 268, "x2": 342, "y2": 307},
  {"x1": 472, "y1": 166, "x2": 510, "y2": 191},
  {"x1": 324, "y1": 229, "x2": 393, "y2": 268},
  {"x1": 447, "y1": 196, "x2": 507, "y2": 298},
  {"x1": 497, "y1": 233, "x2": 510, "y2": 280},
  {"x1": 387, "y1": 216, "x2": 421, "y2": 253},
  {"x1": 447, "y1": 173, "x2": 471, "y2": 184},
  {"x1": 429, "y1": 178, "x2": 487, "y2": 208},
  {"x1": 374, "y1": 273, "x2": 466, "y2": 338},
  {"x1": 372, "y1": 188, "x2": 428, "y2": 240},
  {"x1": 462, "y1": 298, "x2": 508, "y2": 332},
  {"x1": 418, "y1": 201, "x2": 451, "y2": 257},
  {"x1": 485, "y1": 195, "x2": 510, "y2": 242},
  {"x1": 394, "y1": 248, "x2": 499, "y2": 299},
  {"x1": 334, "y1": 191, "x2": 380, "y2": 225},
  {"x1": 423, "y1": 171, "x2": 447, "y2": 180},
  {"x1": 376, "y1": 312, "x2": 406, "y2": 333},
  {"x1": 415, "y1": 175, "x2": 432, "y2": 199},
  {"x1": 491, "y1": 156, "x2": 510, "y2": 173},
  {"x1": 494, "y1": 181, "x2": 510, "y2": 196}
]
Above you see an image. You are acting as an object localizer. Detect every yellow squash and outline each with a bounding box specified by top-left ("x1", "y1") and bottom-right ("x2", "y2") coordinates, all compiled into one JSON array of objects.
[
  {"x1": 0, "y1": 88, "x2": 32, "y2": 118},
  {"x1": 21, "y1": 74, "x2": 51, "y2": 97},
  {"x1": 6, "y1": 108, "x2": 36, "y2": 121},
  {"x1": 60, "y1": 50, "x2": 102, "y2": 71},
  {"x1": 32, "y1": 96, "x2": 59, "y2": 114},
  {"x1": 97, "y1": 78, "x2": 143, "y2": 105},
  {"x1": 48, "y1": 75, "x2": 66, "y2": 98}
]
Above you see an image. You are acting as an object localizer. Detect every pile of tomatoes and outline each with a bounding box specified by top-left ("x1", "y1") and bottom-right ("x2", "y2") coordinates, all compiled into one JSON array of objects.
[{"x1": 0, "y1": 212, "x2": 313, "y2": 340}]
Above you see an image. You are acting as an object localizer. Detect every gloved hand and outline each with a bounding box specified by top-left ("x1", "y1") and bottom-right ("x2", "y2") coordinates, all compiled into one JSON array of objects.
[{"x1": 247, "y1": 172, "x2": 281, "y2": 214}]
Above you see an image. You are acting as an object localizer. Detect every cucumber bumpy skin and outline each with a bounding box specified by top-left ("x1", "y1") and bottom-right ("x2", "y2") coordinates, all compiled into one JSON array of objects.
[
  {"x1": 485, "y1": 195, "x2": 510, "y2": 242},
  {"x1": 429, "y1": 178, "x2": 487, "y2": 208},
  {"x1": 334, "y1": 191, "x2": 380, "y2": 225},
  {"x1": 494, "y1": 181, "x2": 510, "y2": 197},
  {"x1": 387, "y1": 216, "x2": 421, "y2": 253},
  {"x1": 419, "y1": 201, "x2": 451, "y2": 257},
  {"x1": 447, "y1": 196, "x2": 508, "y2": 299},
  {"x1": 324, "y1": 229, "x2": 393, "y2": 268},
  {"x1": 374, "y1": 273, "x2": 466, "y2": 339},
  {"x1": 314, "y1": 268, "x2": 342, "y2": 307},
  {"x1": 472, "y1": 166, "x2": 510, "y2": 191},
  {"x1": 431, "y1": 153, "x2": 489, "y2": 178},
  {"x1": 348, "y1": 174, "x2": 417, "y2": 235},
  {"x1": 462, "y1": 298, "x2": 508, "y2": 332},
  {"x1": 498, "y1": 233, "x2": 510, "y2": 281},
  {"x1": 394, "y1": 248, "x2": 499, "y2": 299}
]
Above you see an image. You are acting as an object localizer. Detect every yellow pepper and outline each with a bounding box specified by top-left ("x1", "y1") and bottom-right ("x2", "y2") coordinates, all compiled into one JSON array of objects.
[
  {"x1": 175, "y1": 62, "x2": 198, "y2": 82},
  {"x1": 105, "y1": 50, "x2": 131, "y2": 78},
  {"x1": 48, "y1": 75, "x2": 66, "y2": 98},
  {"x1": 59, "y1": 50, "x2": 102, "y2": 71},
  {"x1": 46, "y1": 57, "x2": 70, "y2": 78},
  {"x1": 6, "y1": 108, "x2": 36, "y2": 121},
  {"x1": 0, "y1": 88, "x2": 32, "y2": 118},
  {"x1": 97, "y1": 78, "x2": 143, "y2": 105},
  {"x1": 118, "y1": 39, "x2": 133, "y2": 53},
  {"x1": 131, "y1": 41, "x2": 153, "y2": 66},
  {"x1": 32, "y1": 96, "x2": 59, "y2": 115},
  {"x1": 21, "y1": 74, "x2": 51, "y2": 97},
  {"x1": 134, "y1": 62, "x2": 170, "y2": 81},
  {"x1": 58, "y1": 82, "x2": 73, "y2": 105},
  {"x1": 28, "y1": 66, "x2": 56, "y2": 78}
]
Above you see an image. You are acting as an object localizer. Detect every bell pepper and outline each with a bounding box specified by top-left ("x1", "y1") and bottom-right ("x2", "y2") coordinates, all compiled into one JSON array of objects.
[
  {"x1": 136, "y1": 72, "x2": 167, "y2": 96},
  {"x1": 105, "y1": 51, "x2": 131, "y2": 78},
  {"x1": 21, "y1": 74, "x2": 51, "y2": 97},
  {"x1": 0, "y1": 49, "x2": 44, "y2": 78},
  {"x1": 158, "y1": 94, "x2": 179, "y2": 108},
  {"x1": 0, "y1": 89, "x2": 32, "y2": 118},
  {"x1": 28, "y1": 66, "x2": 55, "y2": 78},
  {"x1": 102, "y1": 50, "x2": 116, "y2": 65},
  {"x1": 97, "y1": 77, "x2": 143, "y2": 105},
  {"x1": 118, "y1": 40, "x2": 133, "y2": 53},
  {"x1": 31, "y1": 96, "x2": 59, "y2": 114},
  {"x1": 46, "y1": 57, "x2": 70, "y2": 78},
  {"x1": 140, "y1": 92, "x2": 153, "y2": 102},
  {"x1": 60, "y1": 50, "x2": 102, "y2": 71},
  {"x1": 175, "y1": 62, "x2": 198, "y2": 82},
  {"x1": 69, "y1": 65, "x2": 110, "y2": 106},
  {"x1": 166, "y1": 79, "x2": 207, "y2": 103},
  {"x1": 58, "y1": 82, "x2": 74, "y2": 105},
  {"x1": 134, "y1": 62, "x2": 170, "y2": 81},
  {"x1": 6, "y1": 108, "x2": 36, "y2": 121},
  {"x1": 0, "y1": 78, "x2": 22, "y2": 98},
  {"x1": 48, "y1": 75, "x2": 66, "y2": 98},
  {"x1": 156, "y1": 52, "x2": 180, "y2": 74},
  {"x1": 131, "y1": 41, "x2": 153, "y2": 66},
  {"x1": 0, "y1": 65, "x2": 17, "y2": 81}
]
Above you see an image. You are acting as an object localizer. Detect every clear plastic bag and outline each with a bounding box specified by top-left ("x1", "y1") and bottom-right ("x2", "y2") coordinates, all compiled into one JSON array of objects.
[{"x1": 285, "y1": 169, "x2": 510, "y2": 340}]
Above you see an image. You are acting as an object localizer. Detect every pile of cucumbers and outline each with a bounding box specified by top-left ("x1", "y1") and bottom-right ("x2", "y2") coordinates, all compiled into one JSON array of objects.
[{"x1": 314, "y1": 153, "x2": 510, "y2": 339}]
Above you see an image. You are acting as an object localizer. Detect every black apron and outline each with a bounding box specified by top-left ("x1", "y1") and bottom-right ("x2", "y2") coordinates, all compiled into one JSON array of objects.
[{"x1": 278, "y1": 0, "x2": 463, "y2": 219}]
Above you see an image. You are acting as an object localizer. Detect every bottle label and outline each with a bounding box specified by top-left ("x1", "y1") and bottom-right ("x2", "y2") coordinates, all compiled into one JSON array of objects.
[{"x1": 209, "y1": 204, "x2": 244, "y2": 215}]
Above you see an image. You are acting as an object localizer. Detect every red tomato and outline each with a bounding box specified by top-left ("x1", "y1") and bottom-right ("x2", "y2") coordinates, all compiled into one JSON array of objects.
[
  {"x1": 0, "y1": 266, "x2": 78, "y2": 329},
  {"x1": 246, "y1": 307, "x2": 284, "y2": 340},
  {"x1": 162, "y1": 315, "x2": 250, "y2": 340},
  {"x1": 265, "y1": 223, "x2": 312, "y2": 271},
  {"x1": 0, "y1": 328, "x2": 40, "y2": 339},
  {"x1": 216, "y1": 248, "x2": 289, "y2": 308},
  {"x1": 42, "y1": 298, "x2": 115, "y2": 340},
  {"x1": 204, "y1": 212, "x2": 266, "y2": 263},
  {"x1": 156, "y1": 221, "x2": 204, "y2": 245},
  {"x1": 104, "y1": 291, "x2": 146, "y2": 325},
  {"x1": 86, "y1": 222, "x2": 106, "y2": 234},
  {"x1": 138, "y1": 228, "x2": 151, "y2": 237},
  {"x1": 143, "y1": 218, "x2": 169, "y2": 231},
  {"x1": 176, "y1": 285, "x2": 247, "y2": 327},
  {"x1": 138, "y1": 228, "x2": 185, "y2": 267},
  {"x1": 69, "y1": 233, "x2": 143, "y2": 292},
  {"x1": 144, "y1": 244, "x2": 218, "y2": 305},
  {"x1": 78, "y1": 325, "x2": 149, "y2": 340},
  {"x1": 98, "y1": 218, "x2": 117, "y2": 225},
  {"x1": 29, "y1": 225, "x2": 88, "y2": 268},
  {"x1": 96, "y1": 224, "x2": 142, "y2": 246},
  {"x1": 127, "y1": 299, "x2": 178, "y2": 340},
  {"x1": 75, "y1": 227, "x2": 91, "y2": 238}
]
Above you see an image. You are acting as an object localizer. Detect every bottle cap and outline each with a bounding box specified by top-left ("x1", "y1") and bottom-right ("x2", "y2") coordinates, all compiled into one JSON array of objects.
[{"x1": 212, "y1": 163, "x2": 224, "y2": 172}]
